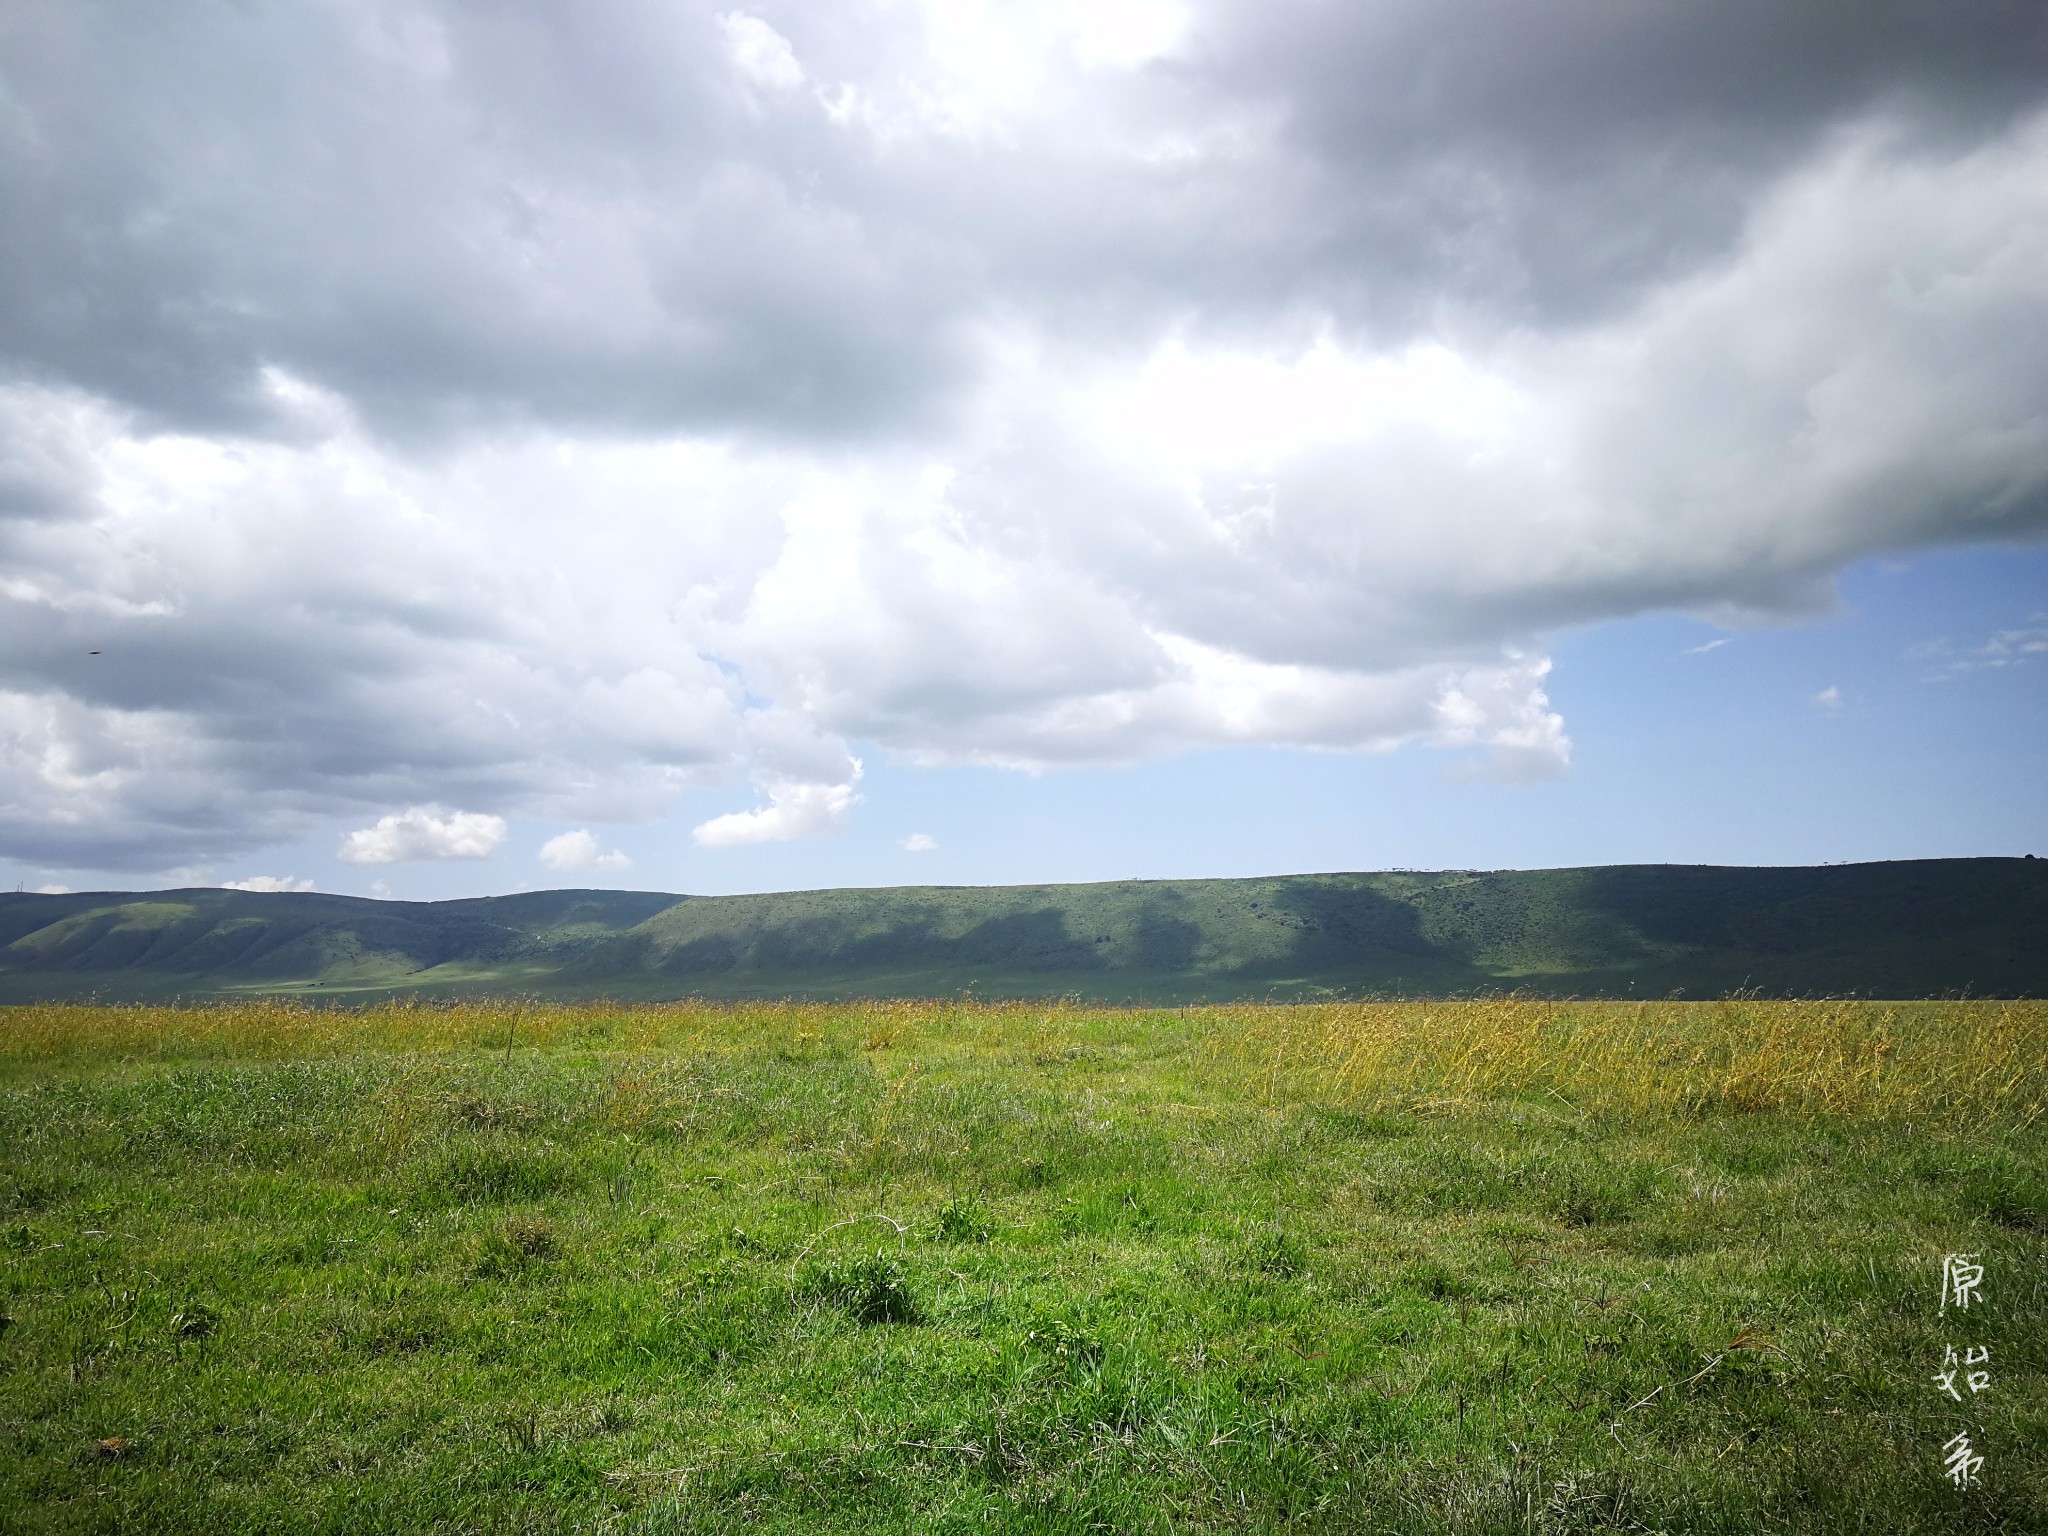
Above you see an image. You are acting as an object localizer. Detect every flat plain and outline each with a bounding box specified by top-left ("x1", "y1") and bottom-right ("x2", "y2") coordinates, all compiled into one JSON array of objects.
[{"x1": 1, "y1": 997, "x2": 2043, "y2": 1533}]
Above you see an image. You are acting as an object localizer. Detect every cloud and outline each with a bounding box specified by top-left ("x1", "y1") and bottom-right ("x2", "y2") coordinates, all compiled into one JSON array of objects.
[
  {"x1": 0, "y1": 3, "x2": 2043, "y2": 873},
  {"x1": 1917, "y1": 618, "x2": 2048, "y2": 678},
  {"x1": 720, "y1": 12, "x2": 804, "y2": 92},
  {"x1": 6, "y1": 0, "x2": 2036, "y2": 440},
  {"x1": 538, "y1": 828, "x2": 631, "y2": 871},
  {"x1": 338, "y1": 807, "x2": 508, "y2": 864},
  {"x1": 901, "y1": 832, "x2": 938, "y2": 852},
  {"x1": 694, "y1": 777, "x2": 861, "y2": 847},
  {"x1": 1685, "y1": 638, "x2": 1734, "y2": 655},
  {"x1": 221, "y1": 875, "x2": 316, "y2": 892},
  {"x1": 1813, "y1": 686, "x2": 1845, "y2": 712},
  {"x1": 0, "y1": 385, "x2": 748, "y2": 869},
  {"x1": 33, "y1": 883, "x2": 72, "y2": 895},
  {"x1": 1973, "y1": 625, "x2": 2048, "y2": 666}
]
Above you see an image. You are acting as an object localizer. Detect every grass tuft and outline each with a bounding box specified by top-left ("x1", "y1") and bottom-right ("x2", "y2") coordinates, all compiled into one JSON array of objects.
[
  {"x1": 933, "y1": 1191, "x2": 993, "y2": 1244},
  {"x1": 800, "y1": 1251, "x2": 925, "y2": 1325}
]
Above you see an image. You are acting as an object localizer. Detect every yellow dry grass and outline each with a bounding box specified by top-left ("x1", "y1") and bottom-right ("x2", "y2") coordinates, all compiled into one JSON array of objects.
[
  {"x1": 1, "y1": 995, "x2": 2041, "y2": 1123},
  {"x1": 1199, "y1": 995, "x2": 2047, "y2": 1123}
]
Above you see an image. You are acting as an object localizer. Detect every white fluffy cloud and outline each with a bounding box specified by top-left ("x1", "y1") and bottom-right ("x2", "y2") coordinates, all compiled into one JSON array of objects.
[
  {"x1": 0, "y1": 3, "x2": 2042, "y2": 873},
  {"x1": 902, "y1": 833, "x2": 938, "y2": 852},
  {"x1": 538, "y1": 829, "x2": 632, "y2": 871},
  {"x1": 338, "y1": 807, "x2": 508, "y2": 865},
  {"x1": 221, "y1": 875, "x2": 316, "y2": 892},
  {"x1": 694, "y1": 778, "x2": 862, "y2": 847}
]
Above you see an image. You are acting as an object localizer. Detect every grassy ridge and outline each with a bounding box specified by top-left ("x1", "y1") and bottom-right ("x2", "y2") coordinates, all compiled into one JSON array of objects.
[
  {"x1": 2, "y1": 857, "x2": 2044, "y2": 1002},
  {"x1": 0, "y1": 889, "x2": 676, "y2": 1001},
  {"x1": 591, "y1": 859, "x2": 2048, "y2": 999},
  {"x1": 1, "y1": 999, "x2": 2043, "y2": 1532}
]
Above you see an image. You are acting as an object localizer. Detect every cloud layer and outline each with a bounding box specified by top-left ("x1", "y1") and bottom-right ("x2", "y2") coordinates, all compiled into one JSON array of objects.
[{"x1": 1, "y1": 1, "x2": 2044, "y2": 872}]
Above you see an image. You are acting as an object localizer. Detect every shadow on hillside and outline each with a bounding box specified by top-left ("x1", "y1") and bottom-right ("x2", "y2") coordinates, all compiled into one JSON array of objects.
[
  {"x1": 1266, "y1": 882, "x2": 1440, "y2": 966},
  {"x1": 647, "y1": 905, "x2": 1108, "y2": 979}
]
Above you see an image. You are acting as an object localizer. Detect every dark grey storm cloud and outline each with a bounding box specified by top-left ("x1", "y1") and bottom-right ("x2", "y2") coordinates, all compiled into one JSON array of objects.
[
  {"x1": 7, "y1": 0, "x2": 2040, "y2": 440},
  {"x1": 1194, "y1": 0, "x2": 2048, "y2": 323},
  {"x1": 0, "y1": 1, "x2": 980, "y2": 439},
  {"x1": 0, "y1": 0, "x2": 2043, "y2": 873}
]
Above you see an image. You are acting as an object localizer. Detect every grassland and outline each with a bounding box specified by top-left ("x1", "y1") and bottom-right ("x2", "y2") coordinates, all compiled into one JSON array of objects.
[{"x1": 1, "y1": 997, "x2": 2043, "y2": 1533}]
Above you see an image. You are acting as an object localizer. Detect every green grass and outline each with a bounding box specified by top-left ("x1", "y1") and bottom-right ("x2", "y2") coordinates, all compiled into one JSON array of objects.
[{"x1": 0, "y1": 999, "x2": 2043, "y2": 1532}]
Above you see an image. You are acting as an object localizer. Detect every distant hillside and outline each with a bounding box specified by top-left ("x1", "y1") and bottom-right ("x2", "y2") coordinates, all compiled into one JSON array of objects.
[
  {"x1": 0, "y1": 888, "x2": 680, "y2": 1002},
  {"x1": 0, "y1": 859, "x2": 2042, "y2": 1003}
]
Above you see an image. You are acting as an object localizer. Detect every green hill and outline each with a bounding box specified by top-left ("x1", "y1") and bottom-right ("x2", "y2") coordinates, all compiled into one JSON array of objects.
[
  {"x1": 0, "y1": 888, "x2": 680, "y2": 1002},
  {"x1": 0, "y1": 858, "x2": 2041, "y2": 1003}
]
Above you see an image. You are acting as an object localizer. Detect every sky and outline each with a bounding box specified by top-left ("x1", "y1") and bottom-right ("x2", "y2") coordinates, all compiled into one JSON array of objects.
[{"x1": 1, "y1": 0, "x2": 2043, "y2": 901}]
